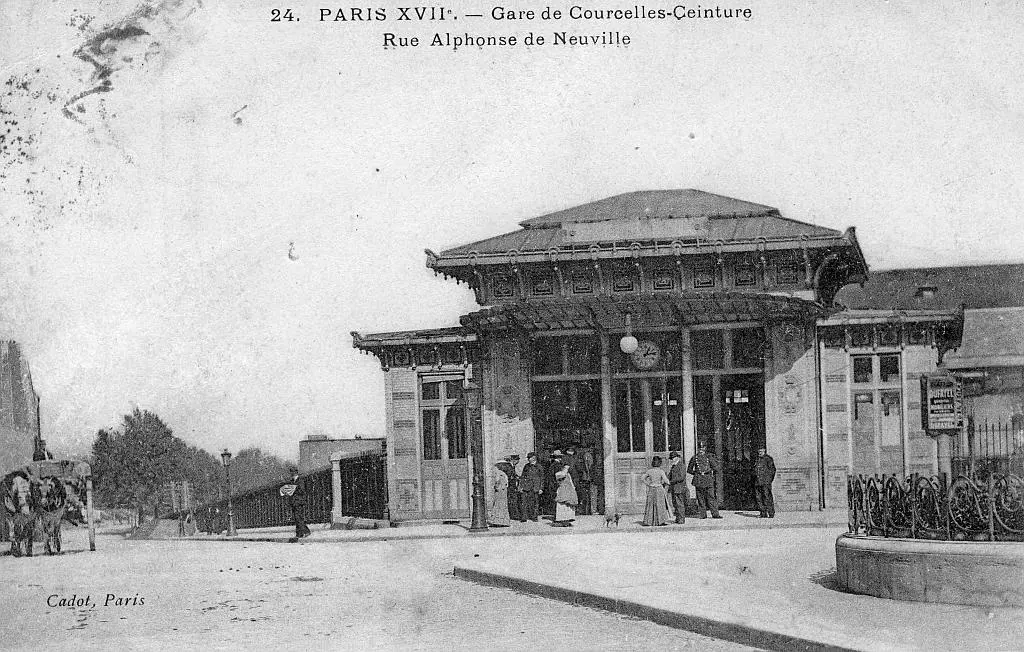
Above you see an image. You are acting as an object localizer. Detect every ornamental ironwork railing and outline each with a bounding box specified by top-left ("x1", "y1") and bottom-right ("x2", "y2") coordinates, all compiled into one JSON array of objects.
[{"x1": 847, "y1": 472, "x2": 1024, "y2": 542}]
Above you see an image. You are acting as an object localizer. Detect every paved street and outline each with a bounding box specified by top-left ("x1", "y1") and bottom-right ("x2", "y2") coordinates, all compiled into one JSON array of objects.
[
  {"x1": 1, "y1": 527, "x2": 750, "y2": 651},
  {"x1": 4, "y1": 521, "x2": 1022, "y2": 651}
]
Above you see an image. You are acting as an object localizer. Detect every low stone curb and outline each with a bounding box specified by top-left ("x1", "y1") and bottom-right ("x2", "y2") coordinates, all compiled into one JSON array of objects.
[
  {"x1": 453, "y1": 566, "x2": 859, "y2": 652},
  {"x1": 174, "y1": 517, "x2": 847, "y2": 545}
]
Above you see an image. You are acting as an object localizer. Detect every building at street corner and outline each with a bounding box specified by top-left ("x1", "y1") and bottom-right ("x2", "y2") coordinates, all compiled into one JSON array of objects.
[
  {"x1": 352, "y1": 189, "x2": 1024, "y2": 521},
  {"x1": 0, "y1": 340, "x2": 45, "y2": 475}
]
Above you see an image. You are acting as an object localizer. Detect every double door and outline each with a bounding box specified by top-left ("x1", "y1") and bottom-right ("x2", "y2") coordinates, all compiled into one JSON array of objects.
[
  {"x1": 613, "y1": 377, "x2": 686, "y2": 513},
  {"x1": 693, "y1": 373, "x2": 765, "y2": 510}
]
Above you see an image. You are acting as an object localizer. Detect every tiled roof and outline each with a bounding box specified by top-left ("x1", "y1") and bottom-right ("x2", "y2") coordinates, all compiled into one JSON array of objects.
[
  {"x1": 518, "y1": 189, "x2": 780, "y2": 227},
  {"x1": 944, "y1": 307, "x2": 1024, "y2": 369},
  {"x1": 834, "y1": 263, "x2": 1024, "y2": 311},
  {"x1": 436, "y1": 189, "x2": 845, "y2": 259},
  {"x1": 351, "y1": 327, "x2": 473, "y2": 349}
]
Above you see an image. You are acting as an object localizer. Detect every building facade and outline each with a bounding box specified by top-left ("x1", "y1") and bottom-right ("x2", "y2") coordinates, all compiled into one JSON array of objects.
[
  {"x1": 0, "y1": 340, "x2": 43, "y2": 475},
  {"x1": 353, "y1": 190, "x2": 1018, "y2": 522}
]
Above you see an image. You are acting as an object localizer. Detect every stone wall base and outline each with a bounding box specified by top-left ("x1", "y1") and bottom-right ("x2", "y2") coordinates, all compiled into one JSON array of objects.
[{"x1": 836, "y1": 533, "x2": 1024, "y2": 607}]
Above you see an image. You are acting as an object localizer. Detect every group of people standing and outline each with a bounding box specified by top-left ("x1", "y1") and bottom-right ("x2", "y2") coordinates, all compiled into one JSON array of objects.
[
  {"x1": 640, "y1": 444, "x2": 777, "y2": 526},
  {"x1": 491, "y1": 444, "x2": 777, "y2": 527},
  {"x1": 490, "y1": 445, "x2": 593, "y2": 528}
]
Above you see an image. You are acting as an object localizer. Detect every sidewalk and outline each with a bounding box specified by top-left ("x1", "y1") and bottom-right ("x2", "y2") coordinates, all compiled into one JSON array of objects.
[
  {"x1": 452, "y1": 526, "x2": 1024, "y2": 652},
  {"x1": 183, "y1": 508, "x2": 849, "y2": 544}
]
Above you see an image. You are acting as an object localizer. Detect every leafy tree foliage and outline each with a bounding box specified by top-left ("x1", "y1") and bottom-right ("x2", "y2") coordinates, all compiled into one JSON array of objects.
[
  {"x1": 90, "y1": 408, "x2": 296, "y2": 518},
  {"x1": 227, "y1": 447, "x2": 293, "y2": 495}
]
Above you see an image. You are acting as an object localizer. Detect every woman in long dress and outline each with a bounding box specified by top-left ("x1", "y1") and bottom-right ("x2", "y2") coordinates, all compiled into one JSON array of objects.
[
  {"x1": 490, "y1": 463, "x2": 511, "y2": 527},
  {"x1": 641, "y1": 456, "x2": 671, "y2": 526},
  {"x1": 553, "y1": 464, "x2": 578, "y2": 527}
]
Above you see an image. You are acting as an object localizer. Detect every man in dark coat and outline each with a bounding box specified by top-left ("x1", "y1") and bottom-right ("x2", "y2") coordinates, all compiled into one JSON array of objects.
[
  {"x1": 518, "y1": 452, "x2": 543, "y2": 521},
  {"x1": 687, "y1": 443, "x2": 721, "y2": 519},
  {"x1": 543, "y1": 450, "x2": 563, "y2": 516},
  {"x1": 281, "y1": 468, "x2": 311, "y2": 538},
  {"x1": 667, "y1": 451, "x2": 687, "y2": 524},
  {"x1": 754, "y1": 447, "x2": 777, "y2": 518},
  {"x1": 496, "y1": 455, "x2": 521, "y2": 521},
  {"x1": 564, "y1": 444, "x2": 589, "y2": 515}
]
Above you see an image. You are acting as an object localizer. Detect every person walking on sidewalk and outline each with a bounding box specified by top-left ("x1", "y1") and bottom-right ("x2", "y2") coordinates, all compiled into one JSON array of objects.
[
  {"x1": 667, "y1": 451, "x2": 687, "y2": 524},
  {"x1": 687, "y1": 443, "x2": 721, "y2": 519},
  {"x1": 518, "y1": 452, "x2": 543, "y2": 521},
  {"x1": 553, "y1": 463, "x2": 578, "y2": 527},
  {"x1": 754, "y1": 447, "x2": 777, "y2": 518},
  {"x1": 641, "y1": 456, "x2": 671, "y2": 526},
  {"x1": 281, "y1": 467, "x2": 311, "y2": 538}
]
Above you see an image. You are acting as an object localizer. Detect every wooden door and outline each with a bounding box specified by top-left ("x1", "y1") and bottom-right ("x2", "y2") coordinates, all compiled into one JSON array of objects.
[{"x1": 419, "y1": 377, "x2": 471, "y2": 520}]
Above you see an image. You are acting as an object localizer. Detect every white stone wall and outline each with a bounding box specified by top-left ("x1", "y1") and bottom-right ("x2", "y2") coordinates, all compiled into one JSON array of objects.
[{"x1": 764, "y1": 323, "x2": 821, "y2": 510}]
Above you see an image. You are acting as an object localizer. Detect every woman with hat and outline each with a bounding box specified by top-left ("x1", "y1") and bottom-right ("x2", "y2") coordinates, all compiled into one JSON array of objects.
[
  {"x1": 641, "y1": 456, "x2": 671, "y2": 526},
  {"x1": 490, "y1": 461, "x2": 511, "y2": 527},
  {"x1": 552, "y1": 461, "x2": 578, "y2": 527}
]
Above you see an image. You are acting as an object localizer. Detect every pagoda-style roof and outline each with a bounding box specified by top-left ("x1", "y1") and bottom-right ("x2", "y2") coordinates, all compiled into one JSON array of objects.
[
  {"x1": 461, "y1": 293, "x2": 832, "y2": 332},
  {"x1": 427, "y1": 189, "x2": 859, "y2": 269}
]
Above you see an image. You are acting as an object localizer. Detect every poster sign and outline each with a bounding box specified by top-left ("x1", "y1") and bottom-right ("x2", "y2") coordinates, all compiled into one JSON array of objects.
[{"x1": 921, "y1": 375, "x2": 963, "y2": 432}]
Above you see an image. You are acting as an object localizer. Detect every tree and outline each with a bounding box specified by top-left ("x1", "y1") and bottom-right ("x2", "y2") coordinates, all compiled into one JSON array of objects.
[
  {"x1": 90, "y1": 409, "x2": 298, "y2": 519},
  {"x1": 225, "y1": 447, "x2": 293, "y2": 495}
]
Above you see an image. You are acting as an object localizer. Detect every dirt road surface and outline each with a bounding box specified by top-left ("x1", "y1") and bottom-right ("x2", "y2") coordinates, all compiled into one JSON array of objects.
[{"x1": 2, "y1": 528, "x2": 751, "y2": 651}]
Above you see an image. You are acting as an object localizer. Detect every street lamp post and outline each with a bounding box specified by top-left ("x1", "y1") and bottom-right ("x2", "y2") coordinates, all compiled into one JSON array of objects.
[
  {"x1": 221, "y1": 449, "x2": 236, "y2": 537},
  {"x1": 466, "y1": 378, "x2": 489, "y2": 532}
]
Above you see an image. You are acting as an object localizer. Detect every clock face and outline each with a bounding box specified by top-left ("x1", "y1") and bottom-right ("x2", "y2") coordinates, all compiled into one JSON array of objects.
[{"x1": 630, "y1": 341, "x2": 661, "y2": 370}]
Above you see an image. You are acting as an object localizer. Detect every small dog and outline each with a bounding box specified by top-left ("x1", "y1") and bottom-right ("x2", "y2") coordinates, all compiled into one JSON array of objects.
[{"x1": 604, "y1": 512, "x2": 621, "y2": 528}]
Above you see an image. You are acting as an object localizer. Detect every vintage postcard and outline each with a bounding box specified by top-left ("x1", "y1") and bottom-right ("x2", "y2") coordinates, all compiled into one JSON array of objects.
[{"x1": 1, "y1": 1, "x2": 1022, "y2": 650}]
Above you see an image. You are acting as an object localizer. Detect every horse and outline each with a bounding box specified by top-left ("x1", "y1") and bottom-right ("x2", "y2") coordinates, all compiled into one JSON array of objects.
[
  {"x1": 3, "y1": 471, "x2": 36, "y2": 557},
  {"x1": 35, "y1": 476, "x2": 67, "y2": 555}
]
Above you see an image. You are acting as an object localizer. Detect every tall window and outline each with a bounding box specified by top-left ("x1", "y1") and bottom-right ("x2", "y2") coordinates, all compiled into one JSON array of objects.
[
  {"x1": 420, "y1": 376, "x2": 467, "y2": 460},
  {"x1": 849, "y1": 353, "x2": 903, "y2": 475}
]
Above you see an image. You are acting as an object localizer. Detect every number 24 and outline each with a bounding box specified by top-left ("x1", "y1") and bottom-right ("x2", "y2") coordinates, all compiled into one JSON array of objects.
[{"x1": 271, "y1": 8, "x2": 296, "y2": 21}]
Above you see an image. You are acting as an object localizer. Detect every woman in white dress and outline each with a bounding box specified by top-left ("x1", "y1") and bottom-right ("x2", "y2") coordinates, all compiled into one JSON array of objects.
[
  {"x1": 553, "y1": 464, "x2": 578, "y2": 527},
  {"x1": 490, "y1": 463, "x2": 511, "y2": 527}
]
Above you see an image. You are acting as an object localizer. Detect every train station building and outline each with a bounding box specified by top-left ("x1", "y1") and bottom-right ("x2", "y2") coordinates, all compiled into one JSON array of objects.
[{"x1": 352, "y1": 190, "x2": 1024, "y2": 522}]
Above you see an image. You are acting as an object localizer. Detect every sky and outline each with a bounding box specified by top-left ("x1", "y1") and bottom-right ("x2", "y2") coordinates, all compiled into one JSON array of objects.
[{"x1": 1, "y1": 0, "x2": 1023, "y2": 461}]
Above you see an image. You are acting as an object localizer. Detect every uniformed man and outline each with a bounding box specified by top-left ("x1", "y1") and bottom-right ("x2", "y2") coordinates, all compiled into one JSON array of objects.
[{"x1": 687, "y1": 443, "x2": 722, "y2": 519}]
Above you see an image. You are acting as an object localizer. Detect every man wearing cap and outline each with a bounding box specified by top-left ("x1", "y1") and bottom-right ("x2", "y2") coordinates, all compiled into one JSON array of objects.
[
  {"x1": 518, "y1": 452, "x2": 543, "y2": 521},
  {"x1": 667, "y1": 451, "x2": 687, "y2": 524},
  {"x1": 687, "y1": 443, "x2": 722, "y2": 519}
]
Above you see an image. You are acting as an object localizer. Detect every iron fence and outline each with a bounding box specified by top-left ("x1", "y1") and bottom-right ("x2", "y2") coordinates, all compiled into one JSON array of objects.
[
  {"x1": 338, "y1": 452, "x2": 388, "y2": 520},
  {"x1": 951, "y1": 417, "x2": 1024, "y2": 477},
  {"x1": 192, "y1": 452, "x2": 388, "y2": 533},
  {"x1": 847, "y1": 472, "x2": 1024, "y2": 542}
]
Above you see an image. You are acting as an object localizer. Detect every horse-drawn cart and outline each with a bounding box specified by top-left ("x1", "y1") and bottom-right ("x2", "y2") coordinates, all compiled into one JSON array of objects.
[{"x1": 1, "y1": 459, "x2": 95, "y2": 557}]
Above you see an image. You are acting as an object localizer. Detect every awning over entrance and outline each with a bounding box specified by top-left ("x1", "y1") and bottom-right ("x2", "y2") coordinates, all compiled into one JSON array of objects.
[
  {"x1": 460, "y1": 292, "x2": 830, "y2": 332},
  {"x1": 943, "y1": 307, "x2": 1024, "y2": 370}
]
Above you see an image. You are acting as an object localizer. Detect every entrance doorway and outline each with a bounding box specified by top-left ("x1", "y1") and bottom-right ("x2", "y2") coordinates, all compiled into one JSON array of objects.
[
  {"x1": 612, "y1": 377, "x2": 686, "y2": 513},
  {"x1": 418, "y1": 376, "x2": 470, "y2": 519},
  {"x1": 693, "y1": 373, "x2": 765, "y2": 510},
  {"x1": 531, "y1": 380, "x2": 604, "y2": 515}
]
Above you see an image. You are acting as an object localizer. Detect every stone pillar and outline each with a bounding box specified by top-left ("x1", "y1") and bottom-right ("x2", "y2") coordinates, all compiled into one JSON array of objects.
[
  {"x1": 681, "y1": 328, "x2": 695, "y2": 473},
  {"x1": 600, "y1": 331, "x2": 616, "y2": 516},
  {"x1": 331, "y1": 455, "x2": 345, "y2": 525}
]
